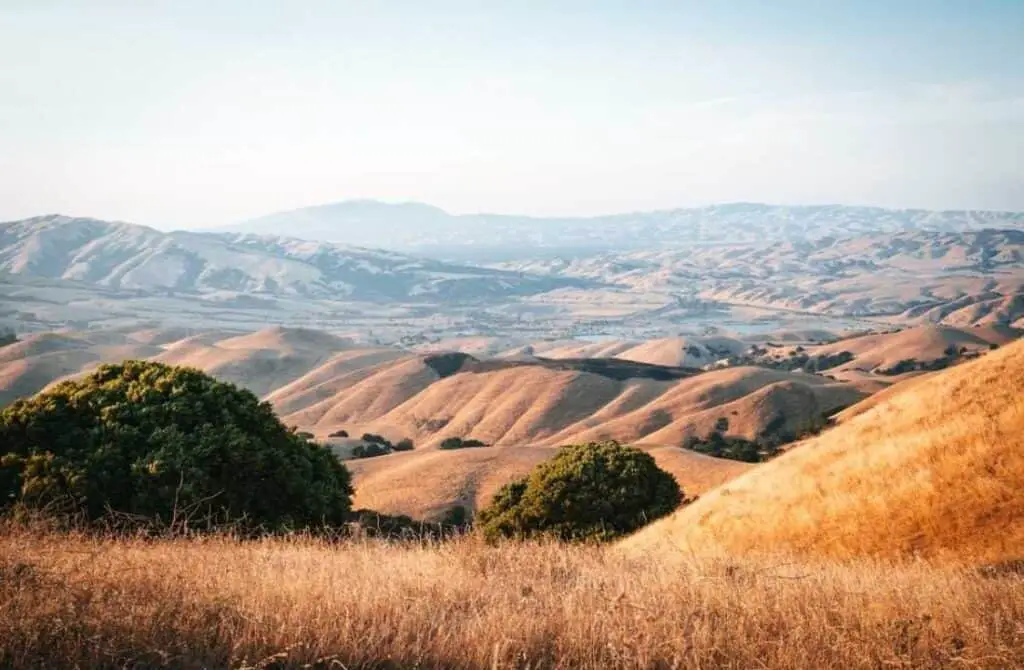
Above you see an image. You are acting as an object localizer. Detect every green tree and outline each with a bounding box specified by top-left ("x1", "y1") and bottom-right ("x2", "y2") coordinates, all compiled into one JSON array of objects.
[
  {"x1": 476, "y1": 441, "x2": 681, "y2": 543},
  {"x1": 392, "y1": 438, "x2": 415, "y2": 452},
  {"x1": 439, "y1": 437, "x2": 488, "y2": 450},
  {"x1": 0, "y1": 361, "x2": 353, "y2": 532}
]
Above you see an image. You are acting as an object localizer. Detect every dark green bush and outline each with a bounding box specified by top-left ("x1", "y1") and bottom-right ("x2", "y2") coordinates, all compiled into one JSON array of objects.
[
  {"x1": 438, "y1": 437, "x2": 488, "y2": 450},
  {"x1": 392, "y1": 438, "x2": 415, "y2": 452},
  {"x1": 877, "y1": 358, "x2": 919, "y2": 375},
  {"x1": 0, "y1": 361, "x2": 353, "y2": 532},
  {"x1": 476, "y1": 440, "x2": 681, "y2": 543},
  {"x1": 684, "y1": 432, "x2": 775, "y2": 463},
  {"x1": 328, "y1": 429, "x2": 349, "y2": 438},
  {"x1": 439, "y1": 504, "x2": 470, "y2": 528},
  {"x1": 351, "y1": 443, "x2": 391, "y2": 459}
]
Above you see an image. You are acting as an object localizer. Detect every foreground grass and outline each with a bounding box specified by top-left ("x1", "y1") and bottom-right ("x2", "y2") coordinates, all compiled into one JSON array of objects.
[{"x1": 2, "y1": 531, "x2": 1023, "y2": 669}]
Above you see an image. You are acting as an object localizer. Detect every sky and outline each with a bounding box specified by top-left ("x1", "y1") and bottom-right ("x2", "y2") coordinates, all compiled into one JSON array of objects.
[{"x1": 1, "y1": 1, "x2": 1022, "y2": 229}]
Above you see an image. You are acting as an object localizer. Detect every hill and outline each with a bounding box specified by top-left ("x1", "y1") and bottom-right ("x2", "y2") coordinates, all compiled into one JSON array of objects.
[
  {"x1": 622, "y1": 339, "x2": 1024, "y2": 563},
  {"x1": 0, "y1": 215, "x2": 590, "y2": 302},
  {"x1": 739, "y1": 323, "x2": 1020, "y2": 389},
  {"x1": 329, "y1": 361, "x2": 862, "y2": 449},
  {"x1": 5, "y1": 215, "x2": 1020, "y2": 338},
  {"x1": 499, "y1": 229, "x2": 1024, "y2": 328},
  {"x1": 0, "y1": 331, "x2": 163, "y2": 406},
  {"x1": 10, "y1": 325, "x2": 1017, "y2": 452}
]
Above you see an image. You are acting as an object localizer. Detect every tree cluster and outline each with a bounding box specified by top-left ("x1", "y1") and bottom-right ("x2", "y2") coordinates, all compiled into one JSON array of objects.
[{"x1": 0, "y1": 361, "x2": 353, "y2": 532}]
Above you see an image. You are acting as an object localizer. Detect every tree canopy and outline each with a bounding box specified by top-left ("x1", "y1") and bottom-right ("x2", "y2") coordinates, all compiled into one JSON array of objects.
[
  {"x1": 0, "y1": 360, "x2": 353, "y2": 531},
  {"x1": 476, "y1": 440, "x2": 682, "y2": 542}
]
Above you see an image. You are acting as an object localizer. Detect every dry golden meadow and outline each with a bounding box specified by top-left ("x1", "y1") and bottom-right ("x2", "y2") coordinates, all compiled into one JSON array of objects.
[{"x1": 2, "y1": 529, "x2": 1023, "y2": 669}]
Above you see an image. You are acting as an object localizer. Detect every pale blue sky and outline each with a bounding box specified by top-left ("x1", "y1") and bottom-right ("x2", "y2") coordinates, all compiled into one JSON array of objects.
[{"x1": 1, "y1": 1, "x2": 1022, "y2": 228}]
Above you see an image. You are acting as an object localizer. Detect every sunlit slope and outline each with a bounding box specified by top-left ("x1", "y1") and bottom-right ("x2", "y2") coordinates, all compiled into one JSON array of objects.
[
  {"x1": 152, "y1": 326, "x2": 354, "y2": 397},
  {"x1": 813, "y1": 324, "x2": 1012, "y2": 373},
  {"x1": 278, "y1": 356, "x2": 441, "y2": 429},
  {"x1": 0, "y1": 332, "x2": 162, "y2": 406},
  {"x1": 623, "y1": 340, "x2": 1024, "y2": 563},
  {"x1": 1, "y1": 327, "x2": 867, "y2": 447},
  {"x1": 359, "y1": 364, "x2": 862, "y2": 448}
]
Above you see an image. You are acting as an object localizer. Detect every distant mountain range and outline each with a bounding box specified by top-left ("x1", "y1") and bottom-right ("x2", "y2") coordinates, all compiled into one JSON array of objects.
[
  {"x1": 497, "y1": 229, "x2": 1024, "y2": 326},
  {"x1": 2, "y1": 209, "x2": 1022, "y2": 334},
  {"x1": 227, "y1": 200, "x2": 1024, "y2": 257},
  {"x1": 0, "y1": 215, "x2": 592, "y2": 301}
]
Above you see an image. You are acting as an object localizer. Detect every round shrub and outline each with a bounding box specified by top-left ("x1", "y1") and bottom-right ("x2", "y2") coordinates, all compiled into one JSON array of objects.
[
  {"x1": 0, "y1": 361, "x2": 353, "y2": 531},
  {"x1": 476, "y1": 440, "x2": 682, "y2": 542}
]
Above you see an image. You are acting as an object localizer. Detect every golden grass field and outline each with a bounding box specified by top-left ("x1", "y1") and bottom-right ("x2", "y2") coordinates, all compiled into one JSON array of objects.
[{"x1": 3, "y1": 530, "x2": 1024, "y2": 669}]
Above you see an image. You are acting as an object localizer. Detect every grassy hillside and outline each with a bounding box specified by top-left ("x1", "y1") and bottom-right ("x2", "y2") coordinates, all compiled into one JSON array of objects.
[{"x1": 623, "y1": 339, "x2": 1024, "y2": 563}]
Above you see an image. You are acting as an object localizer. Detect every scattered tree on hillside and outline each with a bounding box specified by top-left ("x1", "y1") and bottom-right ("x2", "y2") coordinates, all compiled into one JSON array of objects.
[
  {"x1": 684, "y1": 433, "x2": 778, "y2": 463},
  {"x1": 685, "y1": 406, "x2": 846, "y2": 462},
  {"x1": 438, "y1": 437, "x2": 488, "y2": 450},
  {"x1": 0, "y1": 361, "x2": 353, "y2": 532},
  {"x1": 392, "y1": 438, "x2": 415, "y2": 452},
  {"x1": 350, "y1": 435, "x2": 415, "y2": 458},
  {"x1": 476, "y1": 440, "x2": 682, "y2": 543},
  {"x1": 351, "y1": 443, "x2": 390, "y2": 459},
  {"x1": 717, "y1": 348, "x2": 854, "y2": 373}
]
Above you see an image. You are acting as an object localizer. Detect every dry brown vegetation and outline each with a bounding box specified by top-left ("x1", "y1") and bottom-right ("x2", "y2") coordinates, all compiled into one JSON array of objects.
[{"x1": 2, "y1": 529, "x2": 1024, "y2": 669}]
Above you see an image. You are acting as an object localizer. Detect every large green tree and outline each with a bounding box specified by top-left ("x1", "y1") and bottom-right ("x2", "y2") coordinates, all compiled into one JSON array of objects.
[
  {"x1": 477, "y1": 441, "x2": 682, "y2": 542},
  {"x1": 0, "y1": 361, "x2": 353, "y2": 531}
]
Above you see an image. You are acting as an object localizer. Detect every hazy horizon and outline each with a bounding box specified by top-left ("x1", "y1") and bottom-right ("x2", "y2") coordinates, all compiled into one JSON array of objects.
[
  {"x1": 2, "y1": 1, "x2": 1022, "y2": 229},
  {"x1": 13, "y1": 197, "x2": 1024, "y2": 235}
]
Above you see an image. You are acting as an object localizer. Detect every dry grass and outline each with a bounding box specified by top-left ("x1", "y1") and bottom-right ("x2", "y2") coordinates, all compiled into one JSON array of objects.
[
  {"x1": 624, "y1": 339, "x2": 1024, "y2": 562},
  {"x1": 2, "y1": 530, "x2": 1024, "y2": 669}
]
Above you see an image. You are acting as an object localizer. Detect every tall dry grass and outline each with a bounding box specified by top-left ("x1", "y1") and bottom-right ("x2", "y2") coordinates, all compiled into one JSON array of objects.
[{"x1": 2, "y1": 529, "x2": 1023, "y2": 669}]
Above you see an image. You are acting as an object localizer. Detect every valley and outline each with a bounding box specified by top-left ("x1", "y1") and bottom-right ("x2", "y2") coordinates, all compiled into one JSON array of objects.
[{"x1": 3, "y1": 319, "x2": 1018, "y2": 524}]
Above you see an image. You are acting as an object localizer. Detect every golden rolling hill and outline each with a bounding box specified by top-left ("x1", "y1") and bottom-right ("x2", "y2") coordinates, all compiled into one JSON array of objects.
[
  {"x1": 4, "y1": 324, "x2": 1018, "y2": 451},
  {"x1": 340, "y1": 361, "x2": 862, "y2": 448},
  {"x1": 753, "y1": 323, "x2": 1019, "y2": 392},
  {"x1": 622, "y1": 338, "x2": 1024, "y2": 563}
]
